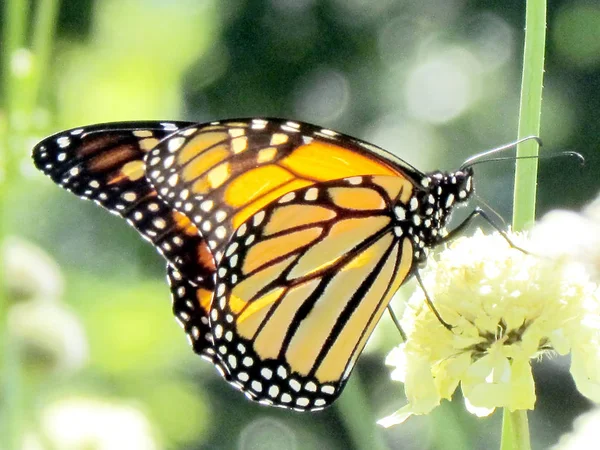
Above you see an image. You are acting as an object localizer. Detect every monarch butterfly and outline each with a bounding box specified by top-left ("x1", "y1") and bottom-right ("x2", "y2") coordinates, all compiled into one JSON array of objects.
[{"x1": 32, "y1": 118, "x2": 476, "y2": 411}]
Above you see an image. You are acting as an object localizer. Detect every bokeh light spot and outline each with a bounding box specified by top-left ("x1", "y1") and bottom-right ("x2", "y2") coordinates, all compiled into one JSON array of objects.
[
  {"x1": 365, "y1": 116, "x2": 443, "y2": 170},
  {"x1": 239, "y1": 418, "x2": 297, "y2": 450},
  {"x1": 553, "y1": 3, "x2": 600, "y2": 69},
  {"x1": 293, "y1": 67, "x2": 350, "y2": 123},
  {"x1": 404, "y1": 47, "x2": 480, "y2": 124},
  {"x1": 466, "y1": 12, "x2": 514, "y2": 71}
]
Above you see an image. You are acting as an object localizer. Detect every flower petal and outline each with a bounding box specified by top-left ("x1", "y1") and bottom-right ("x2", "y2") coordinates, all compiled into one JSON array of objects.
[
  {"x1": 507, "y1": 357, "x2": 536, "y2": 411},
  {"x1": 464, "y1": 396, "x2": 494, "y2": 417},
  {"x1": 385, "y1": 344, "x2": 408, "y2": 383},
  {"x1": 570, "y1": 346, "x2": 600, "y2": 402},
  {"x1": 461, "y1": 348, "x2": 536, "y2": 411},
  {"x1": 404, "y1": 352, "x2": 440, "y2": 413},
  {"x1": 377, "y1": 405, "x2": 416, "y2": 428}
]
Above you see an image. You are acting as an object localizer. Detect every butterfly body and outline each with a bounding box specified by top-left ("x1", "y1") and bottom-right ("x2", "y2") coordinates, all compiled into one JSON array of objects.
[{"x1": 32, "y1": 118, "x2": 473, "y2": 410}]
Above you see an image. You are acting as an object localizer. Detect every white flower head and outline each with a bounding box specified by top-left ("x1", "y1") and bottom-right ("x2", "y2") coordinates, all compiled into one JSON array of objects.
[
  {"x1": 552, "y1": 407, "x2": 600, "y2": 450},
  {"x1": 40, "y1": 397, "x2": 158, "y2": 450},
  {"x1": 532, "y1": 192, "x2": 600, "y2": 282},
  {"x1": 379, "y1": 230, "x2": 600, "y2": 427},
  {"x1": 8, "y1": 300, "x2": 88, "y2": 373},
  {"x1": 2, "y1": 236, "x2": 64, "y2": 303}
]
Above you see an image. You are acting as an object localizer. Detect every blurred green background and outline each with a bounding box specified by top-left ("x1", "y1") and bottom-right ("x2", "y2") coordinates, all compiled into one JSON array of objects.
[{"x1": 1, "y1": 0, "x2": 599, "y2": 449}]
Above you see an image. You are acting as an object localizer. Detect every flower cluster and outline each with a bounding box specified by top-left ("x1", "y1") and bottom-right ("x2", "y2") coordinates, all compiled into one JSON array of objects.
[
  {"x1": 379, "y1": 230, "x2": 600, "y2": 427},
  {"x1": 3, "y1": 236, "x2": 88, "y2": 373},
  {"x1": 24, "y1": 397, "x2": 158, "y2": 450},
  {"x1": 532, "y1": 193, "x2": 600, "y2": 282}
]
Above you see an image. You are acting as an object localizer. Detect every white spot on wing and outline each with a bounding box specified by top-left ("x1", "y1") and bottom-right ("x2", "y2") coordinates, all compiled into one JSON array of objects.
[
  {"x1": 409, "y1": 197, "x2": 419, "y2": 211},
  {"x1": 57, "y1": 136, "x2": 70, "y2": 148},
  {"x1": 304, "y1": 188, "x2": 318, "y2": 201},
  {"x1": 253, "y1": 211, "x2": 266, "y2": 226},
  {"x1": 201, "y1": 200, "x2": 214, "y2": 212},
  {"x1": 279, "y1": 192, "x2": 295, "y2": 203},
  {"x1": 321, "y1": 385, "x2": 335, "y2": 395},
  {"x1": 394, "y1": 206, "x2": 406, "y2": 220},
  {"x1": 320, "y1": 128, "x2": 337, "y2": 137},
  {"x1": 215, "y1": 226, "x2": 227, "y2": 240}
]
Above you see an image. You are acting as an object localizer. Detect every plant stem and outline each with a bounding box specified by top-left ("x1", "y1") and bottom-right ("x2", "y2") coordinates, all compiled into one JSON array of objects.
[
  {"x1": 503, "y1": 0, "x2": 546, "y2": 447},
  {"x1": 23, "y1": 0, "x2": 61, "y2": 118},
  {"x1": 512, "y1": 0, "x2": 547, "y2": 231},
  {"x1": 2, "y1": 0, "x2": 28, "y2": 117},
  {"x1": 501, "y1": 409, "x2": 531, "y2": 450},
  {"x1": 1, "y1": 1, "x2": 61, "y2": 449},
  {"x1": 1, "y1": 0, "x2": 29, "y2": 446}
]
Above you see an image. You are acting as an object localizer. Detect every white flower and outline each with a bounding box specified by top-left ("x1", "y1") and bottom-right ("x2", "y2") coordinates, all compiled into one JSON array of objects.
[
  {"x1": 379, "y1": 230, "x2": 600, "y2": 427},
  {"x1": 40, "y1": 397, "x2": 158, "y2": 450},
  {"x1": 10, "y1": 48, "x2": 33, "y2": 78},
  {"x1": 532, "y1": 192, "x2": 600, "y2": 282},
  {"x1": 8, "y1": 300, "x2": 88, "y2": 373},
  {"x1": 552, "y1": 407, "x2": 600, "y2": 449},
  {"x1": 2, "y1": 236, "x2": 64, "y2": 303}
]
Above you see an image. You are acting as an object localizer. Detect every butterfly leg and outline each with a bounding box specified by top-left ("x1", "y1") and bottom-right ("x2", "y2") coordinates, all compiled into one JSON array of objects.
[
  {"x1": 415, "y1": 270, "x2": 453, "y2": 331},
  {"x1": 443, "y1": 207, "x2": 529, "y2": 254},
  {"x1": 415, "y1": 207, "x2": 534, "y2": 332},
  {"x1": 386, "y1": 305, "x2": 407, "y2": 341}
]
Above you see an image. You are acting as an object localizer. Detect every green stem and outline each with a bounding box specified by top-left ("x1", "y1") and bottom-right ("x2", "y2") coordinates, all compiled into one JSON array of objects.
[
  {"x1": 500, "y1": 409, "x2": 531, "y2": 450},
  {"x1": 23, "y1": 0, "x2": 61, "y2": 118},
  {"x1": 2, "y1": 0, "x2": 28, "y2": 116},
  {"x1": 1, "y1": 1, "x2": 28, "y2": 448},
  {"x1": 0, "y1": 336, "x2": 24, "y2": 450},
  {"x1": 2, "y1": 0, "x2": 27, "y2": 187},
  {"x1": 1, "y1": 2, "x2": 61, "y2": 449},
  {"x1": 512, "y1": 0, "x2": 547, "y2": 231},
  {"x1": 504, "y1": 0, "x2": 546, "y2": 447},
  {"x1": 335, "y1": 374, "x2": 389, "y2": 450}
]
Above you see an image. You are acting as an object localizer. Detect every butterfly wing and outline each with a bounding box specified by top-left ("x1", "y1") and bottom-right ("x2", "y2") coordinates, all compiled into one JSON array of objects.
[
  {"x1": 167, "y1": 263, "x2": 216, "y2": 361},
  {"x1": 208, "y1": 175, "x2": 417, "y2": 410},
  {"x1": 32, "y1": 119, "x2": 431, "y2": 410},
  {"x1": 32, "y1": 122, "x2": 216, "y2": 285},
  {"x1": 144, "y1": 118, "x2": 425, "y2": 262}
]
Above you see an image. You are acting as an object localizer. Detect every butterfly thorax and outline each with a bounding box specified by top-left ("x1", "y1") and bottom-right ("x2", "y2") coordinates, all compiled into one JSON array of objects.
[{"x1": 393, "y1": 168, "x2": 474, "y2": 264}]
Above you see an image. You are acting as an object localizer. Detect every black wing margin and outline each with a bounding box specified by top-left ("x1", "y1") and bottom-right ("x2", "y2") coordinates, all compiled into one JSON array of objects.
[{"x1": 32, "y1": 121, "x2": 215, "y2": 285}]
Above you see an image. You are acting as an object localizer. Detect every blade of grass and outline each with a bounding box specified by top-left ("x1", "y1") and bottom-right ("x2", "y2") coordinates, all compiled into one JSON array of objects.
[
  {"x1": 502, "y1": 0, "x2": 547, "y2": 447},
  {"x1": 2, "y1": 0, "x2": 28, "y2": 117},
  {"x1": 1, "y1": 2, "x2": 30, "y2": 450},
  {"x1": 22, "y1": 0, "x2": 61, "y2": 119},
  {"x1": 1, "y1": 2, "x2": 61, "y2": 449},
  {"x1": 512, "y1": 0, "x2": 547, "y2": 231}
]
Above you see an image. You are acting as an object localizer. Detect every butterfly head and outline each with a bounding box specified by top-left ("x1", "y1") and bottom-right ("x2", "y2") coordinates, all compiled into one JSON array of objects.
[
  {"x1": 426, "y1": 167, "x2": 474, "y2": 237},
  {"x1": 435, "y1": 166, "x2": 474, "y2": 207},
  {"x1": 395, "y1": 168, "x2": 474, "y2": 262}
]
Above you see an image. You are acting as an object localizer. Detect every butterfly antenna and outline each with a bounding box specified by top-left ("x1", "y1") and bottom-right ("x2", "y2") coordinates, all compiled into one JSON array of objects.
[
  {"x1": 460, "y1": 136, "x2": 542, "y2": 170},
  {"x1": 460, "y1": 138, "x2": 585, "y2": 171},
  {"x1": 464, "y1": 151, "x2": 585, "y2": 170}
]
